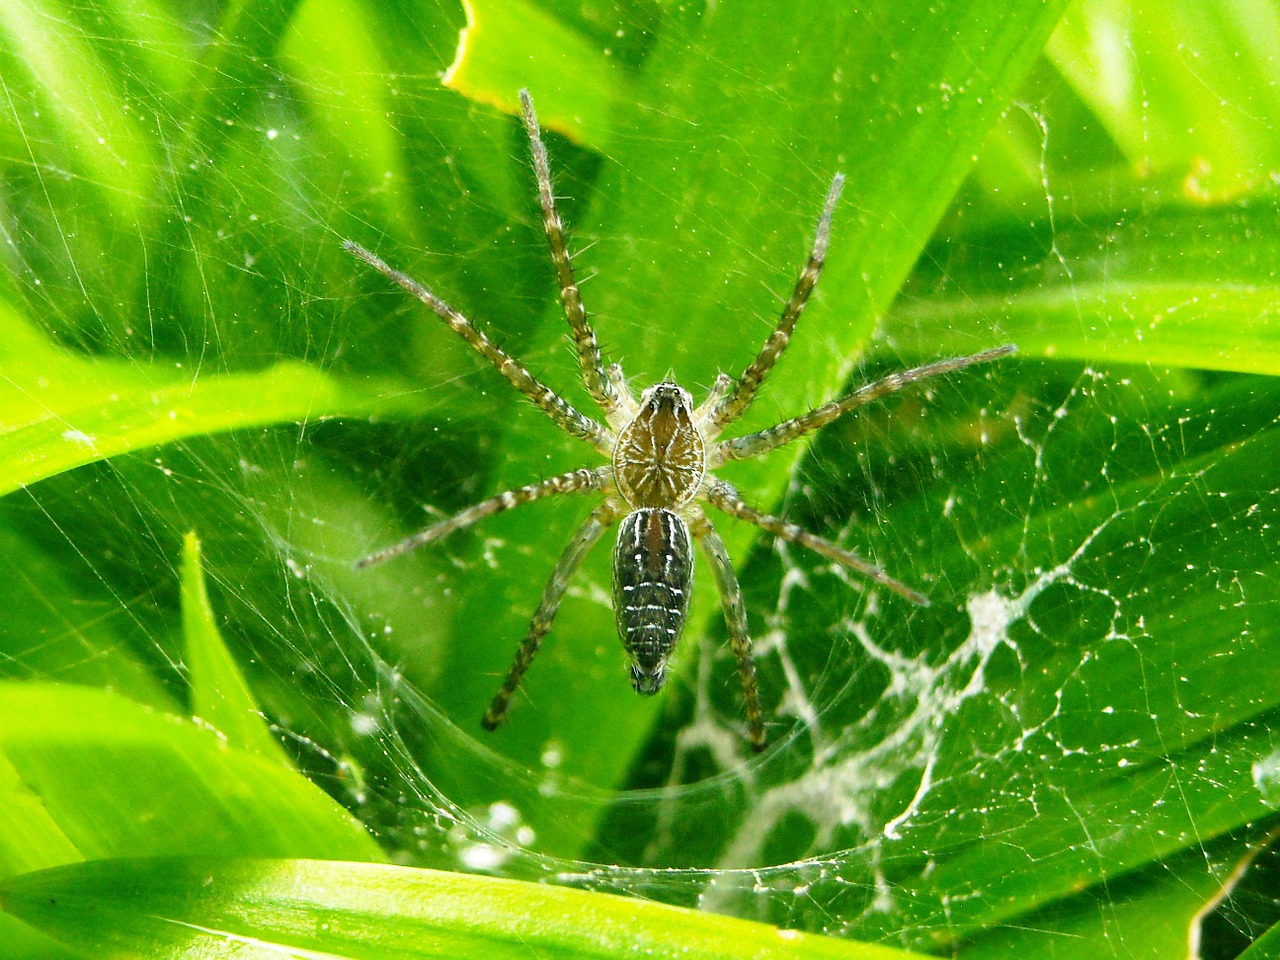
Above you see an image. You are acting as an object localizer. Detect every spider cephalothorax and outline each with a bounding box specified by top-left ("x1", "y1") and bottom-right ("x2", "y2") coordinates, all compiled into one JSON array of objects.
[
  {"x1": 349, "y1": 89, "x2": 1014, "y2": 751},
  {"x1": 613, "y1": 383, "x2": 706, "y2": 509}
]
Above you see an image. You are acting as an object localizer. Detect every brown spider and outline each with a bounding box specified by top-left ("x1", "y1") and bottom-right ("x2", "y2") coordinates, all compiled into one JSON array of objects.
[{"x1": 347, "y1": 90, "x2": 1014, "y2": 751}]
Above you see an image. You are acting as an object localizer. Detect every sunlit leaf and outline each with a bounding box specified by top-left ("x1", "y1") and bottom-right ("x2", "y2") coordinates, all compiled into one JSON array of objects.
[
  {"x1": 444, "y1": 0, "x2": 633, "y2": 145},
  {"x1": 0, "y1": 300, "x2": 427, "y2": 497},
  {"x1": 1048, "y1": 0, "x2": 1280, "y2": 194},
  {"x1": 888, "y1": 192, "x2": 1280, "y2": 374},
  {"x1": 182, "y1": 532, "x2": 294, "y2": 764},
  {"x1": 3, "y1": 857, "x2": 921, "y2": 960},
  {"x1": 0, "y1": 683, "x2": 383, "y2": 863}
]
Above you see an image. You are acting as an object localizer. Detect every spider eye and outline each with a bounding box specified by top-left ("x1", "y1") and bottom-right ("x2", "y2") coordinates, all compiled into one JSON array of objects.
[{"x1": 639, "y1": 382, "x2": 693, "y2": 414}]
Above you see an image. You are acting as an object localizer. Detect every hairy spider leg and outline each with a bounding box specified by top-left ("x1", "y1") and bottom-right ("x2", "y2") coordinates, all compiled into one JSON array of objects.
[
  {"x1": 343, "y1": 240, "x2": 610, "y2": 454},
  {"x1": 483, "y1": 504, "x2": 618, "y2": 731},
  {"x1": 354, "y1": 467, "x2": 608, "y2": 569},
  {"x1": 718, "y1": 344, "x2": 1016, "y2": 462},
  {"x1": 691, "y1": 510, "x2": 766, "y2": 751},
  {"x1": 703, "y1": 477, "x2": 928, "y2": 606},
  {"x1": 518, "y1": 89, "x2": 618, "y2": 417},
  {"x1": 711, "y1": 173, "x2": 846, "y2": 429}
]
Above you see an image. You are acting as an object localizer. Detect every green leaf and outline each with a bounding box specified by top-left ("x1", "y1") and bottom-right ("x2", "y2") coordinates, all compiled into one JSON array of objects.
[
  {"x1": 888, "y1": 194, "x2": 1280, "y2": 374},
  {"x1": 0, "y1": 521, "x2": 177, "y2": 706},
  {"x1": 1048, "y1": 0, "x2": 1280, "y2": 194},
  {"x1": 0, "y1": 299, "x2": 427, "y2": 497},
  {"x1": 957, "y1": 838, "x2": 1254, "y2": 959},
  {"x1": 0, "y1": 914, "x2": 84, "y2": 960},
  {"x1": 0, "y1": 750, "x2": 80, "y2": 879},
  {"x1": 182, "y1": 532, "x2": 295, "y2": 764},
  {"x1": 1237, "y1": 921, "x2": 1280, "y2": 960},
  {"x1": 2, "y1": 857, "x2": 923, "y2": 960},
  {"x1": 0, "y1": 683, "x2": 383, "y2": 864},
  {"x1": 444, "y1": 0, "x2": 634, "y2": 146}
]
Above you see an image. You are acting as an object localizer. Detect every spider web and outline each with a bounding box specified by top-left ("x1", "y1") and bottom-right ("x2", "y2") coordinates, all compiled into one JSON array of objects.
[{"x1": 1, "y1": 1, "x2": 1278, "y2": 957}]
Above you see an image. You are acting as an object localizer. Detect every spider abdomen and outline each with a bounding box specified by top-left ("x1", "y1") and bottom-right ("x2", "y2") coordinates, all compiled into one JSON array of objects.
[{"x1": 613, "y1": 508, "x2": 693, "y2": 695}]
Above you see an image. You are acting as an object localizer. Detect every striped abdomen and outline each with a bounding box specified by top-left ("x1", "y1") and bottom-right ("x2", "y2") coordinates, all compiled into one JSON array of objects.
[{"x1": 613, "y1": 508, "x2": 693, "y2": 694}]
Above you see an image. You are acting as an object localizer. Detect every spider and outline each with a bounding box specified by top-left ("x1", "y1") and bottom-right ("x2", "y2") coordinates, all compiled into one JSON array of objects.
[{"x1": 347, "y1": 90, "x2": 1015, "y2": 752}]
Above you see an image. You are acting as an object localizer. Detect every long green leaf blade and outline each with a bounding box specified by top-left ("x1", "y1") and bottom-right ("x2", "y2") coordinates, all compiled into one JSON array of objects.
[{"x1": 2, "y1": 857, "x2": 924, "y2": 960}]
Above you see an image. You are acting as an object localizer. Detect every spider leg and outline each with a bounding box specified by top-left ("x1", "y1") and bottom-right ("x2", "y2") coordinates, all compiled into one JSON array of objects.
[
  {"x1": 690, "y1": 509, "x2": 766, "y2": 752},
  {"x1": 703, "y1": 478, "x2": 929, "y2": 606},
  {"x1": 695, "y1": 372, "x2": 734, "y2": 425},
  {"x1": 483, "y1": 503, "x2": 617, "y2": 730},
  {"x1": 606, "y1": 362, "x2": 638, "y2": 421},
  {"x1": 710, "y1": 173, "x2": 846, "y2": 429},
  {"x1": 355, "y1": 467, "x2": 609, "y2": 569},
  {"x1": 343, "y1": 240, "x2": 610, "y2": 454},
  {"x1": 518, "y1": 89, "x2": 618, "y2": 417},
  {"x1": 717, "y1": 344, "x2": 1016, "y2": 462}
]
